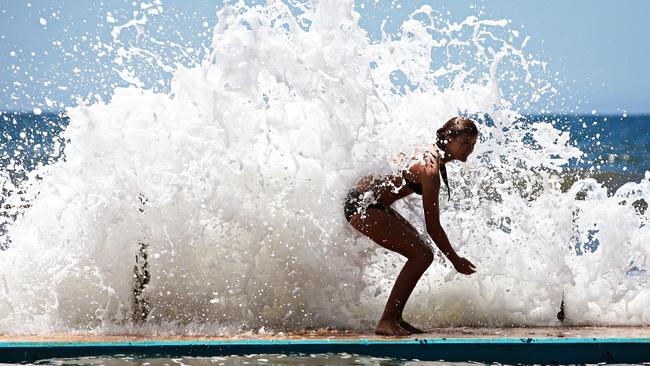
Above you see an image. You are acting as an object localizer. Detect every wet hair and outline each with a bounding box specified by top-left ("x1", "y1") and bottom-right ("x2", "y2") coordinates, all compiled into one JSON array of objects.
[
  {"x1": 435, "y1": 117, "x2": 479, "y2": 152},
  {"x1": 434, "y1": 117, "x2": 479, "y2": 200}
]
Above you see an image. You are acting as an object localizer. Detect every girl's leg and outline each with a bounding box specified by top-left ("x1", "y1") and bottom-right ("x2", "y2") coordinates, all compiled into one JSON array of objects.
[{"x1": 349, "y1": 207, "x2": 433, "y2": 336}]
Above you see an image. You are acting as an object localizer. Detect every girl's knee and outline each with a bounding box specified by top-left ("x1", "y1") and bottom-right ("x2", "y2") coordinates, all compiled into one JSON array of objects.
[
  {"x1": 423, "y1": 250, "x2": 434, "y2": 266},
  {"x1": 412, "y1": 248, "x2": 434, "y2": 267}
]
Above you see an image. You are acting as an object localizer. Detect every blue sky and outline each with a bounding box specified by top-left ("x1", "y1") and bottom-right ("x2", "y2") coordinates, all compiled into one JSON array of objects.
[{"x1": 1, "y1": 0, "x2": 649, "y2": 114}]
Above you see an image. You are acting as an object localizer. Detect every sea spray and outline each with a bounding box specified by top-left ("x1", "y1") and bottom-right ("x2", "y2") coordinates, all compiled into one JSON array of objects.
[{"x1": 0, "y1": 1, "x2": 648, "y2": 334}]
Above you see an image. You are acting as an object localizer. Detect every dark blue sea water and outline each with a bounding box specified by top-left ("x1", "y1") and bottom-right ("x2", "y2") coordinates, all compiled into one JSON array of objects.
[
  {"x1": 1, "y1": 111, "x2": 648, "y2": 183},
  {"x1": 1, "y1": 112, "x2": 68, "y2": 248},
  {"x1": 529, "y1": 114, "x2": 650, "y2": 177},
  {"x1": 1, "y1": 111, "x2": 67, "y2": 180}
]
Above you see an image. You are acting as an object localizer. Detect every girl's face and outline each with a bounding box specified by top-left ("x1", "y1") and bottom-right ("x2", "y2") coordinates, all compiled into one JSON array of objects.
[{"x1": 445, "y1": 134, "x2": 477, "y2": 162}]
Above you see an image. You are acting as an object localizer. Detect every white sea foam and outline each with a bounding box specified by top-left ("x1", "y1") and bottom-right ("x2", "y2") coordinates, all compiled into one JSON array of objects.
[{"x1": 0, "y1": 1, "x2": 649, "y2": 334}]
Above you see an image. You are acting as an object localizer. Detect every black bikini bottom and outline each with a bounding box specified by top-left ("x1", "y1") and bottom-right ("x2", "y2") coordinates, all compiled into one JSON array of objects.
[{"x1": 343, "y1": 189, "x2": 390, "y2": 222}]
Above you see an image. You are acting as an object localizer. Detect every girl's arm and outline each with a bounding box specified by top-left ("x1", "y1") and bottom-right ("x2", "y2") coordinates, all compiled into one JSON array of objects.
[{"x1": 416, "y1": 159, "x2": 476, "y2": 275}]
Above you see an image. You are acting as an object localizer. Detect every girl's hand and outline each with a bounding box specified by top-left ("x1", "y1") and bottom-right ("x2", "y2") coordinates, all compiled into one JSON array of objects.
[{"x1": 452, "y1": 256, "x2": 476, "y2": 275}]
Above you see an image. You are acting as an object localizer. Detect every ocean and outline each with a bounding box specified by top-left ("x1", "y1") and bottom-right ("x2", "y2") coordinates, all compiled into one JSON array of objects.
[{"x1": 3, "y1": 111, "x2": 648, "y2": 186}]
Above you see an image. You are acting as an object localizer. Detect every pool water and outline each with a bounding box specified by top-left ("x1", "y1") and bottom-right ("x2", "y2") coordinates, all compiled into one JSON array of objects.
[
  {"x1": 26, "y1": 353, "x2": 650, "y2": 366},
  {"x1": 30, "y1": 353, "x2": 474, "y2": 365}
]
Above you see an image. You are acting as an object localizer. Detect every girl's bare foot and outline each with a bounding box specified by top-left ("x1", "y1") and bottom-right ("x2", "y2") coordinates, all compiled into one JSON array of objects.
[
  {"x1": 375, "y1": 318, "x2": 412, "y2": 336},
  {"x1": 398, "y1": 319, "x2": 424, "y2": 334}
]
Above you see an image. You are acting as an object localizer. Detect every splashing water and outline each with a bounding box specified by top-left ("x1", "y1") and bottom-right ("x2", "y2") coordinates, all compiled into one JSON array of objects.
[{"x1": 1, "y1": 1, "x2": 649, "y2": 334}]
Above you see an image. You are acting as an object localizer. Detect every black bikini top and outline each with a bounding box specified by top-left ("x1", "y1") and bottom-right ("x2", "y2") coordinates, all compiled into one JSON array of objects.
[{"x1": 401, "y1": 150, "x2": 451, "y2": 200}]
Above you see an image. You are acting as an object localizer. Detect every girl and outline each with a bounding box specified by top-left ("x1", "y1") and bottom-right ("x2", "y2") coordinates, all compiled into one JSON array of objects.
[{"x1": 344, "y1": 117, "x2": 479, "y2": 336}]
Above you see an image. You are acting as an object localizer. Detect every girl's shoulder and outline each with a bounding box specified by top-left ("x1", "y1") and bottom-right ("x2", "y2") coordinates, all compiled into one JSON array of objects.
[
  {"x1": 420, "y1": 149, "x2": 442, "y2": 176},
  {"x1": 392, "y1": 145, "x2": 441, "y2": 175}
]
